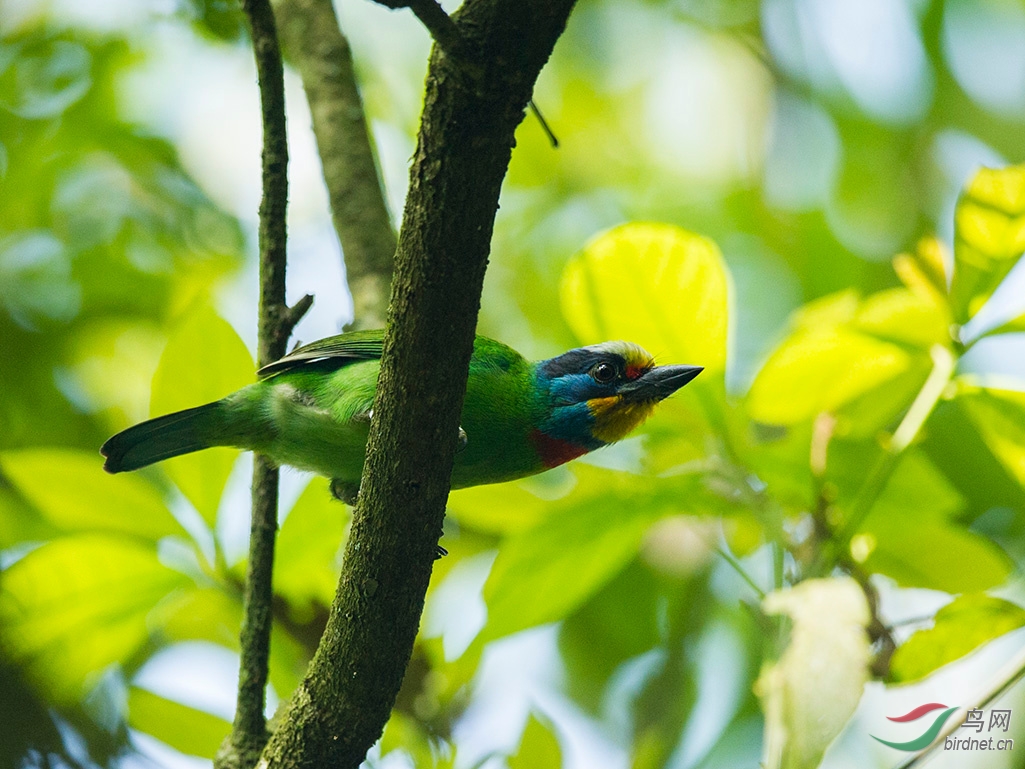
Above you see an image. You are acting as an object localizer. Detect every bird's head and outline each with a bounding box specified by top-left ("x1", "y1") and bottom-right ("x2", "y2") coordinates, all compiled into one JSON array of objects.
[{"x1": 531, "y1": 341, "x2": 702, "y2": 466}]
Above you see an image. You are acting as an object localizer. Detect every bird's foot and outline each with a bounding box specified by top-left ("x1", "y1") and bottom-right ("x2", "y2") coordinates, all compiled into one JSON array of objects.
[
  {"x1": 457, "y1": 426, "x2": 468, "y2": 452},
  {"x1": 329, "y1": 479, "x2": 360, "y2": 506},
  {"x1": 435, "y1": 544, "x2": 448, "y2": 559}
]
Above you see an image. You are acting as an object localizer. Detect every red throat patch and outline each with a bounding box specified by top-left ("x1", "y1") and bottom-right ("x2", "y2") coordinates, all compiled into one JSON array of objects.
[{"x1": 529, "y1": 429, "x2": 590, "y2": 468}]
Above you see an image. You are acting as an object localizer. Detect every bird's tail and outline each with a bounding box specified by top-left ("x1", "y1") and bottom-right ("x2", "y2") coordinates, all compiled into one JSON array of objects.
[{"x1": 101, "y1": 402, "x2": 224, "y2": 473}]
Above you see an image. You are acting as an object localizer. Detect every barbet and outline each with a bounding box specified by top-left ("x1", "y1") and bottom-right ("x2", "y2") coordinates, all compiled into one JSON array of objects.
[{"x1": 101, "y1": 331, "x2": 702, "y2": 499}]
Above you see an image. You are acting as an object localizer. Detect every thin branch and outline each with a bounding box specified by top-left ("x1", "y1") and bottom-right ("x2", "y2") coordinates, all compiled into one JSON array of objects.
[
  {"x1": 258, "y1": 0, "x2": 577, "y2": 766},
  {"x1": 274, "y1": 0, "x2": 396, "y2": 329},
  {"x1": 216, "y1": 0, "x2": 311, "y2": 767}
]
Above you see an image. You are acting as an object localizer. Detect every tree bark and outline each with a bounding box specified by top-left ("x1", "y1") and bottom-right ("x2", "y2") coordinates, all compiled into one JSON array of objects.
[{"x1": 258, "y1": 0, "x2": 576, "y2": 766}]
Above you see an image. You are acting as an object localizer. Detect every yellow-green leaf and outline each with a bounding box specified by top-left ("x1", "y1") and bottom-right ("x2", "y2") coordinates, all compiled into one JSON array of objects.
[
  {"x1": 756, "y1": 578, "x2": 869, "y2": 769},
  {"x1": 509, "y1": 713, "x2": 562, "y2": 769},
  {"x1": 150, "y1": 305, "x2": 253, "y2": 525},
  {"x1": 855, "y1": 451, "x2": 1012, "y2": 592},
  {"x1": 0, "y1": 535, "x2": 190, "y2": 703},
  {"x1": 560, "y1": 222, "x2": 730, "y2": 376},
  {"x1": 951, "y1": 165, "x2": 1025, "y2": 321},
  {"x1": 127, "y1": 687, "x2": 230, "y2": 758},
  {"x1": 893, "y1": 236, "x2": 949, "y2": 302},
  {"x1": 0, "y1": 449, "x2": 182, "y2": 540},
  {"x1": 747, "y1": 326, "x2": 912, "y2": 425},
  {"x1": 480, "y1": 472, "x2": 696, "y2": 643},
  {"x1": 960, "y1": 385, "x2": 1025, "y2": 488},
  {"x1": 890, "y1": 595, "x2": 1025, "y2": 684}
]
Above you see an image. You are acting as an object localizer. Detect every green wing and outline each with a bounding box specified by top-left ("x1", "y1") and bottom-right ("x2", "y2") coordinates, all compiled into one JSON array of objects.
[{"x1": 257, "y1": 329, "x2": 385, "y2": 378}]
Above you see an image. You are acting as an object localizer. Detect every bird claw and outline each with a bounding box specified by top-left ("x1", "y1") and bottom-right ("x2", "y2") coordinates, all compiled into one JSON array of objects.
[
  {"x1": 330, "y1": 479, "x2": 360, "y2": 506},
  {"x1": 435, "y1": 544, "x2": 448, "y2": 559},
  {"x1": 457, "y1": 426, "x2": 468, "y2": 452}
]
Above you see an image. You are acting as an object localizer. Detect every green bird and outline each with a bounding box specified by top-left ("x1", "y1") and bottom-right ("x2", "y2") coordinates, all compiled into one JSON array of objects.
[{"x1": 101, "y1": 331, "x2": 702, "y2": 500}]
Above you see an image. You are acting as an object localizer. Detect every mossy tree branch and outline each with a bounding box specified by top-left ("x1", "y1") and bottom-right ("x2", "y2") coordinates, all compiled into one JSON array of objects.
[
  {"x1": 273, "y1": 0, "x2": 396, "y2": 328},
  {"x1": 258, "y1": 0, "x2": 577, "y2": 766},
  {"x1": 216, "y1": 1, "x2": 311, "y2": 767}
]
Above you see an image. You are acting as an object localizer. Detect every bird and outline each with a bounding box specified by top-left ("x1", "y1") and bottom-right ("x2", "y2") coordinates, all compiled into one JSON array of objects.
[{"x1": 101, "y1": 330, "x2": 703, "y2": 502}]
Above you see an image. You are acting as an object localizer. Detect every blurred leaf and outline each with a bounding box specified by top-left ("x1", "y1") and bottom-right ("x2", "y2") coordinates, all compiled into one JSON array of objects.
[
  {"x1": 0, "y1": 534, "x2": 190, "y2": 703},
  {"x1": 747, "y1": 288, "x2": 946, "y2": 430},
  {"x1": 560, "y1": 222, "x2": 730, "y2": 377},
  {"x1": 959, "y1": 384, "x2": 1025, "y2": 489},
  {"x1": 559, "y1": 560, "x2": 665, "y2": 713},
  {"x1": 0, "y1": 448, "x2": 182, "y2": 540},
  {"x1": 126, "y1": 687, "x2": 230, "y2": 757},
  {"x1": 922, "y1": 399, "x2": 1025, "y2": 521},
  {"x1": 893, "y1": 237, "x2": 948, "y2": 303},
  {"x1": 951, "y1": 165, "x2": 1025, "y2": 322},
  {"x1": 854, "y1": 451, "x2": 1012, "y2": 592},
  {"x1": 748, "y1": 326, "x2": 912, "y2": 425},
  {"x1": 150, "y1": 305, "x2": 253, "y2": 525},
  {"x1": 860, "y1": 520, "x2": 1011, "y2": 593},
  {"x1": 853, "y1": 288, "x2": 949, "y2": 349},
  {"x1": 982, "y1": 313, "x2": 1025, "y2": 338},
  {"x1": 509, "y1": 713, "x2": 562, "y2": 769},
  {"x1": 274, "y1": 476, "x2": 347, "y2": 621},
  {"x1": 890, "y1": 595, "x2": 1025, "y2": 684},
  {"x1": 481, "y1": 472, "x2": 697, "y2": 643},
  {"x1": 151, "y1": 587, "x2": 241, "y2": 650},
  {"x1": 447, "y1": 478, "x2": 556, "y2": 536},
  {"x1": 756, "y1": 578, "x2": 869, "y2": 769}
]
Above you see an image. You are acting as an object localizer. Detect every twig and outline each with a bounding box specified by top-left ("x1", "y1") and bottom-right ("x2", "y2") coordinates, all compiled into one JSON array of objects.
[
  {"x1": 274, "y1": 0, "x2": 396, "y2": 328},
  {"x1": 216, "y1": 0, "x2": 311, "y2": 766}
]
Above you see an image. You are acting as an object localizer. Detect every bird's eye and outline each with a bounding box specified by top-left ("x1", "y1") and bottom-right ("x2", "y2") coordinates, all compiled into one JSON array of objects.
[{"x1": 591, "y1": 362, "x2": 618, "y2": 383}]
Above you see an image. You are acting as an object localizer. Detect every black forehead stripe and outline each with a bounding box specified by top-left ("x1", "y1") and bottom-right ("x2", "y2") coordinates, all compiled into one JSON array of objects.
[{"x1": 541, "y1": 349, "x2": 626, "y2": 378}]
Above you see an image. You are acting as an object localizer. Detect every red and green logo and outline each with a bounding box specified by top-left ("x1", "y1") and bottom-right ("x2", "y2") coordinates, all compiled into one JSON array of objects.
[{"x1": 872, "y1": 703, "x2": 959, "y2": 751}]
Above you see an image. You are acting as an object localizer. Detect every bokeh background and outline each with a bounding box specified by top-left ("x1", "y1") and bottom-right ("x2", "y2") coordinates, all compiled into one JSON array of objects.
[{"x1": 3, "y1": 0, "x2": 1025, "y2": 767}]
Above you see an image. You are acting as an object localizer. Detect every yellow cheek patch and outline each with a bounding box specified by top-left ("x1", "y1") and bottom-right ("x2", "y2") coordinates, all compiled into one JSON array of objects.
[{"x1": 587, "y1": 396, "x2": 657, "y2": 443}]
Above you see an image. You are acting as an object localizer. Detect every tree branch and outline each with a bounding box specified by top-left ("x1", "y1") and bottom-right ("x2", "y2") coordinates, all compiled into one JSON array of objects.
[
  {"x1": 273, "y1": 0, "x2": 396, "y2": 328},
  {"x1": 217, "y1": 0, "x2": 311, "y2": 767},
  {"x1": 258, "y1": 0, "x2": 577, "y2": 765}
]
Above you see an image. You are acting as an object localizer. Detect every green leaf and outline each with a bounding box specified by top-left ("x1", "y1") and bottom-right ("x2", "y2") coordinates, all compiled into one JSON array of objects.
[
  {"x1": 959, "y1": 385, "x2": 1025, "y2": 489},
  {"x1": 890, "y1": 595, "x2": 1025, "y2": 684},
  {"x1": 854, "y1": 451, "x2": 1012, "y2": 592},
  {"x1": 447, "y1": 475, "x2": 565, "y2": 536},
  {"x1": 951, "y1": 165, "x2": 1025, "y2": 322},
  {"x1": 480, "y1": 471, "x2": 694, "y2": 643},
  {"x1": 150, "y1": 586, "x2": 241, "y2": 650},
  {"x1": 0, "y1": 448, "x2": 182, "y2": 540},
  {"x1": 746, "y1": 288, "x2": 948, "y2": 429},
  {"x1": 150, "y1": 304, "x2": 253, "y2": 525},
  {"x1": 747, "y1": 326, "x2": 913, "y2": 425},
  {"x1": 756, "y1": 578, "x2": 870, "y2": 769},
  {"x1": 982, "y1": 311, "x2": 1025, "y2": 338},
  {"x1": 127, "y1": 687, "x2": 230, "y2": 758},
  {"x1": 893, "y1": 236, "x2": 949, "y2": 303},
  {"x1": 0, "y1": 534, "x2": 190, "y2": 703},
  {"x1": 274, "y1": 476, "x2": 347, "y2": 621},
  {"x1": 509, "y1": 713, "x2": 562, "y2": 769},
  {"x1": 560, "y1": 222, "x2": 730, "y2": 377}
]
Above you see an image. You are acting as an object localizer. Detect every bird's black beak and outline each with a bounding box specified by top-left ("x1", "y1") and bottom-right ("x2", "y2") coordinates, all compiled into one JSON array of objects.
[{"x1": 619, "y1": 364, "x2": 703, "y2": 403}]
